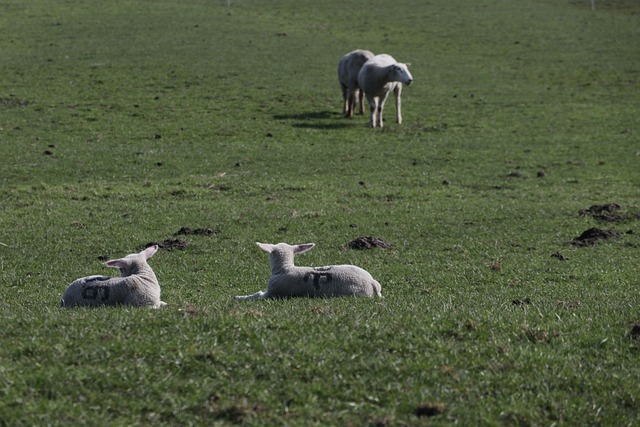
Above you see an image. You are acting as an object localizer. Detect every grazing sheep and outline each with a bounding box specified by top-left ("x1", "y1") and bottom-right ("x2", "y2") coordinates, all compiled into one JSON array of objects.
[
  {"x1": 357, "y1": 54, "x2": 413, "y2": 128},
  {"x1": 338, "y1": 49, "x2": 375, "y2": 118},
  {"x1": 236, "y1": 242, "x2": 382, "y2": 300},
  {"x1": 60, "y1": 245, "x2": 166, "y2": 308}
]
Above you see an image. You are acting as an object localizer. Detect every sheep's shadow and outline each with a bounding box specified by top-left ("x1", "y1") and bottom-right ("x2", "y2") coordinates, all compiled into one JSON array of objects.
[
  {"x1": 273, "y1": 110, "x2": 355, "y2": 129},
  {"x1": 273, "y1": 110, "x2": 338, "y2": 120}
]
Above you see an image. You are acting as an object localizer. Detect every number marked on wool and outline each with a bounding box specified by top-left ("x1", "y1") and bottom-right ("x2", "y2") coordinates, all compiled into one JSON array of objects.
[
  {"x1": 304, "y1": 267, "x2": 333, "y2": 290},
  {"x1": 82, "y1": 285, "x2": 110, "y2": 301}
]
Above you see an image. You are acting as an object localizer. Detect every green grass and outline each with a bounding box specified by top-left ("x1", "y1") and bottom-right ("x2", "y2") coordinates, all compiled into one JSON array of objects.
[{"x1": 1, "y1": 0, "x2": 639, "y2": 425}]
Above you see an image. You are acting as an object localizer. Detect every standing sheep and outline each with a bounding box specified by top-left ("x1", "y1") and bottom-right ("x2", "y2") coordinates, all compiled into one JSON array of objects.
[
  {"x1": 236, "y1": 242, "x2": 382, "y2": 300},
  {"x1": 60, "y1": 245, "x2": 166, "y2": 308},
  {"x1": 357, "y1": 54, "x2": 413, "y2": 128},
  {"x1": 338, "y1": 49, "x2": 375, "y2": 118}
]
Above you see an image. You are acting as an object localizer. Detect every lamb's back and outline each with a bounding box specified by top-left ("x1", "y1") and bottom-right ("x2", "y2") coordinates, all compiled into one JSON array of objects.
[
  {"x1": 61, "y1": 276, "x2": 129, "y2": 307},
  {"x1": 267, "y1": 265, "x2": 378, "y2": 298},
  {"x1": 339, "y1": 50, "x2": 375, "y2": 87}
]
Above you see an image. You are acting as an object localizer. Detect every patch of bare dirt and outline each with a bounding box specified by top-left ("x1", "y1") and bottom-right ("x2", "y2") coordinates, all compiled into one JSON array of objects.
[
  {"x1": 347, "y1": 236, "x2": 393, "y2": 250},
  {"x1": 629, "y1": 322, "x2": 640, "y2": 339},
  {"x1": 179, "y1": 304, "x2": 209, "y2": 317},
  {"x1": 551, "y1": 252, "x2": 569, "y2": 261},
  {"x1": 145, "y1": 239, "x2": 187, "y2": 251},
  {"x1": 213, "y1": 402, "x2": 266, "y2": 423},
  {"x1": 176, "y1": 227, "x2": 219, "y2": 236},
  {"x1": 579, "y1": 203, "x2": 640, "y2": 224},
  {"x1": 415, "y1": 402, "x2": 446, "y2": 418},
  {"x1": 570, "y1": 227, "x2": 621, "y2": 247},
  {"x1": 505, "y1": 171, "x2": 525, "y2": 179},
  {"x1": 488, "y1": 262, "x2": 502, "y2": 271},
  {"x1": 0, "y1": 98, "x2": 28, "y2": 107},
  {"x1": 578, "y1": 203, "x2": 626, "y2": 222}
]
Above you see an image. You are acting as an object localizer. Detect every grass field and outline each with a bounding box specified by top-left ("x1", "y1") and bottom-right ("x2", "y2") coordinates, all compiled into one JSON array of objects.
[{"x1": 1, "y1": 0, "x2": 639, "y2": 425}]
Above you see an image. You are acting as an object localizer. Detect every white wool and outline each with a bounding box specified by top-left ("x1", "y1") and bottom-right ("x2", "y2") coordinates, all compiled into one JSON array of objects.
[
  {"x1": 338, "y1": 49, "x2": 375, "y2": 118},
  {"x1": 60, "y1": 245, "x2": 166, "y2": 308},
  {"x1": 236, "y1": 242, "x2": 382, "y2": 300},
  {"x1": 357, "y1": 54, "x2": 413, "y2": 128}
]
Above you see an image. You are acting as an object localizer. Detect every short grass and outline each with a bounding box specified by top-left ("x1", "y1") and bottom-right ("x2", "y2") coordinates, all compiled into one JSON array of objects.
[{"x1": 1, "y1": 0, "x2": 639, "y2": 425}]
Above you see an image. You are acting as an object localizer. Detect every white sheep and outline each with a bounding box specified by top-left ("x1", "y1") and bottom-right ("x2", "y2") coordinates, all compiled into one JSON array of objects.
[
  {"x1": 236, "y1": 242, "x2": 382, "y2": 300},
  {"x1": 60, "y1": 245, "x2": 166, "y2": 308},
  {"x1": 357, "y1": 54, "x2": 413, "y2": 128},
  {"x1": 338, "y1": 49, "x2": 375, "y2": 118}
]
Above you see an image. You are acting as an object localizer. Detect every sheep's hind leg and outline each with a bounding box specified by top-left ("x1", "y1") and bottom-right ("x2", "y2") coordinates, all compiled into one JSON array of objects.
[
  {"x1": 346, "y1": 89, "x2": 356, "y2": 118},
  {"x1": 358, "y1": 89, "x2": 365, "y2": 114},
  {"x1": 341, "y1": 85, "x2": 349, "y2": 116}
]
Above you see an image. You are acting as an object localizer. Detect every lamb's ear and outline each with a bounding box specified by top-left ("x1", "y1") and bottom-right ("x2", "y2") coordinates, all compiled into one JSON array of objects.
[
  {"x1": 141, "y1": 245, "x2": 158, "y2": 260},
  {"x1": 405, "y1": 63, "x2": 411, "y2": 68},
  {"x1": 104, "y1": 258, "x2": 127, "y2": 269},
  {"x1": 256, "y1": 242, "x2": 275, "y2": 253},
  {"x1": 294, "y1": 243, "x2": 315, "y2": 254}
]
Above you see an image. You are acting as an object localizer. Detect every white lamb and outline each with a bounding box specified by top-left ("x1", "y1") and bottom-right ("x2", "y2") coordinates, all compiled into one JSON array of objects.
[
  {"x1": 357, "y1": 54, "x2": 413, "y2": 128},
  {"x1": 338, "y1": 49, "x2": 375, "y2": 118},
  {"x1": 236, "y1": 242, "x2": 382, "y2": 300},
  {"x1": 60, "y1": 245, "x2": 167, "y2": 308}
]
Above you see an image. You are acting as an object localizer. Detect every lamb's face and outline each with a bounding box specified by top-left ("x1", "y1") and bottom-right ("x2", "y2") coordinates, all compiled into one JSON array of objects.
[{"x1": 392, "y1": 64, "x2": 413, "y2": 85}]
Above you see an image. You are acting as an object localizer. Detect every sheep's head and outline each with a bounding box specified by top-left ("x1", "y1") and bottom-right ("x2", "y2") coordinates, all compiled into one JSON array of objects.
[
  {"x1": 104, "y1": 245, "x2": 158, "y2": 277},
  {"x1": 391, "y1": 63, "x2": 413, "y2": 85},
  {"x1": 257, "y1": 242, "x2": 315, "y2": 272}
]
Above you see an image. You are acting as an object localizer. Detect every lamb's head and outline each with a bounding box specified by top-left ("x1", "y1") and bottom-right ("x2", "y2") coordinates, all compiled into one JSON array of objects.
[
  {"x1": 390, "y1": 63, "x2": 413, "y2": 85},
  {"x1": 257, "y1": 242, "x2": 315, "y2": 272},
  {"x1": 104, "y1": 245, "x2": 158, "y2": 277}
]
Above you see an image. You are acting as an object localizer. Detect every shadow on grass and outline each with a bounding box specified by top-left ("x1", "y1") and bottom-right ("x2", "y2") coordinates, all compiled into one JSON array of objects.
[{"x1": 273, "y1": 110, "x2": 357, "y2": 129}]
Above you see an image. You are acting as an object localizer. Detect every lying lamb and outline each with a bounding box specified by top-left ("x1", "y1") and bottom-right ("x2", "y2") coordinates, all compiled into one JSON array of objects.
[
  {"x1": 60, "y1": 245, "x2": 167, "y2": 308},
  {"x1": 357, "y1": 54, "x2": 413, "y2": 128},
  {"x1": 236, "y1": 242, "x2": 382, "y2": 300},
  {"x1": 338, "y1": 49, "x2": 375, "y2": 118}
]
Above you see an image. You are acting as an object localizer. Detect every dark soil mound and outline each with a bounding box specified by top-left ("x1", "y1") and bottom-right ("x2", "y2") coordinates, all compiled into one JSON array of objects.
[
  {"x1": 0, "y1": 98, "x2": 28, "y2": 107},
  {"x1": 176, "y1": 227, "x2": 219, "y2": 236},
  {"x1": 578, "y1": 203, "x2": 624, "y2": 222},
  {"x1": 146, "y1": 239, "x2": 188, "y2": 251},
  {"x1": 505, "y1": 171, "x2": 525, "y2": 179},
  {"x1": 629, "y1": 322, "x2": 640, "y2": 339},
  {"x1": 570, "y1": 227, "x2": 621, "y2": 247},
  {"x1": 347, "y1": 236, "x2": 393, "y2": 250},
  {"x1": 415, "y1": 402, "x2": 445, "y2": 418},
  {"x1": 551, "y1": 252, "x2": 569, "y2": 261}
]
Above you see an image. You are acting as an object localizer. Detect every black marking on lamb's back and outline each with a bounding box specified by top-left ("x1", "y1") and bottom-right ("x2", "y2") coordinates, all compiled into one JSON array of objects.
[
  {"x1": 304, "y1": 270, "x2": 333, "y2": 290},
  {"x1": 82, "y1": 285, "x2": 110, "y2": 301},
  {"x1": 87, "y1": 276, "x2": 111, "y2": 282}
]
